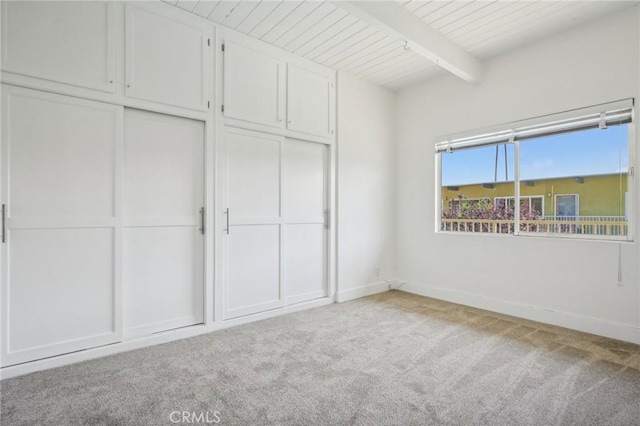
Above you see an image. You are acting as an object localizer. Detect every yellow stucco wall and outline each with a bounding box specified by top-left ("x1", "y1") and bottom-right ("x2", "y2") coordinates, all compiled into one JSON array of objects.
[{"x1": 442, "y1": 174, "x2": 628, "y2": 217}]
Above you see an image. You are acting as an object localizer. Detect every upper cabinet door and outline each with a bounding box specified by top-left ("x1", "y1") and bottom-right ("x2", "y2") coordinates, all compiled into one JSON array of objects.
[
  {"x1": 1, "y1": 1, "x2": 116, "y2": 93},
  {"x1": 223, "y1": 41, "x2": 283, "y2": 129},
  {"x1": 125, "y1": 5, "x2": 209, "y2": 111},
  {"x1": 287, "y1": 64, "x2": 334, "y2": 139}
]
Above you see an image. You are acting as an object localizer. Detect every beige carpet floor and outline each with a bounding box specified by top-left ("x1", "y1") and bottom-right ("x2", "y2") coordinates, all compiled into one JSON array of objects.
[{"x1": 1, "y1": 290, "x2": 639, "y2": 425}]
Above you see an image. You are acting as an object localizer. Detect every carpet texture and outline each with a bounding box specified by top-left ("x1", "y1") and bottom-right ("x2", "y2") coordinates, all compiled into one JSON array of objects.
[{"x1": 1, "y1": 291, "x2": 639, "y2": 425}]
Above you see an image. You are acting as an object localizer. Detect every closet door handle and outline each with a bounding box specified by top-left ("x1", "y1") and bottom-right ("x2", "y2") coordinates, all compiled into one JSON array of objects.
[
  {"x1": 224, "y1": 208, "x2": 230, "y2": 235},
  {"x1": 1, "y1": 204, "x2": 5, "y2": 243},
  {"x1": 199, "y1": 207, "x2": 205, "y2": 235}
]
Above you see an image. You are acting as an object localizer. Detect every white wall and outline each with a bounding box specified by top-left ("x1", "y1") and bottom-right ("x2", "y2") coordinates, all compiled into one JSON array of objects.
[
  {"x1": 337, "y1": 72, "x2": 396, "y2": 301},
  {"x1": 395, "y1": 7, "x2": 640, "y2": 343}
]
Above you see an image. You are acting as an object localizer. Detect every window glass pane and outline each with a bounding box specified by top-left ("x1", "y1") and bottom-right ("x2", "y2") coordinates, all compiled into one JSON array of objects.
[
  {"x1": 518, "y1": 126, "x2": 628, "y2": 238},
  {"x1": 531, "y1": 197, "x2": 543, "y2": 216},
  {"x1": 441, "y1": 144, "x2": 515, "y2": 234}
]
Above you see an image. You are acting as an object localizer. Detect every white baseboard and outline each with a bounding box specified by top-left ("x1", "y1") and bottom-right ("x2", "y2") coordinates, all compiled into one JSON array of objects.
[
  {"x1": 337, "y1": 281, "x2": 390, "y2": 302},
  {"x1": 400, "y1": 282, "x2": 640, "y2": 344}
]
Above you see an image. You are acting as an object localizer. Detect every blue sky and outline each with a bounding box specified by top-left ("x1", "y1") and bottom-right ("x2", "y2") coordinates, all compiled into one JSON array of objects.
[{"x1": 441, "y1": 125, "x2": 629, "y2": 186}]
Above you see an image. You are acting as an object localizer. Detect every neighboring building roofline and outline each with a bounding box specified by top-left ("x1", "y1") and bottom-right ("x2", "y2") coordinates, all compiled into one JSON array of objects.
[{"x1": 442, "y1": 171, "x2": 626, "y2": 188}]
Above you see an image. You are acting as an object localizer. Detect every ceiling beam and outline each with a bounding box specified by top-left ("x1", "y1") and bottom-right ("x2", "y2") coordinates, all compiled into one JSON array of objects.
[{"x1": 335, "y1": 1, "x2": 482, "y2": 83}]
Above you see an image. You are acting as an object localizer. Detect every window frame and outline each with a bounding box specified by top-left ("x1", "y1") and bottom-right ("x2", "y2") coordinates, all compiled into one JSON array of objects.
[{"x1": 435, "y1": 101, "x2": 635, "y2": 242}]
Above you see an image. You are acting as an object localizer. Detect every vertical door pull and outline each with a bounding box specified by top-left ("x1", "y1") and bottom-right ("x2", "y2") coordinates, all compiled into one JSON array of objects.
[
  {"x1": 199, "y1": 207, "x2": 205, "y2": 235},
  {"x1": 324, "y1": 209, "x2": 330, "y2": 230},
  {"x1": 1, "y1": 204, "x2": 5, "y2": 243},
  {"x1": 224, "y1": 208, "x2": 230, "y2": 235}
]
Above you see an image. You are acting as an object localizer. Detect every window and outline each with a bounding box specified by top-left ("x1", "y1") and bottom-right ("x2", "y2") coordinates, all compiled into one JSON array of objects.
[
  {"x1": 436, "y1": 100, "x2": 633, "y2": 240},
  {"x1": 555, "y1": 194, "x2": 578, "y2": 218}
]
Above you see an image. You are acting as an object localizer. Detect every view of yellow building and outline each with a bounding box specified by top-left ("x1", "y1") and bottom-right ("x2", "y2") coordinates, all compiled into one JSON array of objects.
[{"x1": 442, "y1": 172, "x2": 628, "y2": 219}]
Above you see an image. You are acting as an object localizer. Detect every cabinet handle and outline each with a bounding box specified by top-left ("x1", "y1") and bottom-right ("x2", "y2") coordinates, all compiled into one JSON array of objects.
[
  {"x1": 1, "y1": 204, "x2": 5, "y2": 243},
  {"x1": 199, "y1": 207, "x2": 205, "y2": 235},
  {"x1": 224, "y1": 208, "x2": 230, "y2": 235}
]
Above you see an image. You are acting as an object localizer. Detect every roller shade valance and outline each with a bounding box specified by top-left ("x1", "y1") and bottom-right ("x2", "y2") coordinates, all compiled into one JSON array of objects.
[{"x1": 435, "y1": 99, "x2": 633, "y2": 154}]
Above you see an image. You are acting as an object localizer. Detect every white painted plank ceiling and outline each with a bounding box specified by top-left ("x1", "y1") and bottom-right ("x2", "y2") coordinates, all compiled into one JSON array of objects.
[{"x1": 166, "y1": 0, "x2": 637, "y2": 90}]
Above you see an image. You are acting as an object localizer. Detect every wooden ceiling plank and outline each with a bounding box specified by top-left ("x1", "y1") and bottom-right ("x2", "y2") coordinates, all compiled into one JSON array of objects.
[
  {"x1": 438, "y1": 1, "x2": 512, "y2": 36},
  {"x1": 208, "y1": 1, "x2": 240, "y2": 24},
  {"x1": 295, "y1": 14, "x2": 360, "y2": 56},
  {"x1": 414, "y1": 1, "x2": 453, "y2": 19},
  {"x1": 321, "y1": 30, "x2": 385, "y2": 67},
  {"x1": 248, "y1": 1, "x2": 301, "y2": 39},
  {"x1": 285, "y1": 8, "x2": 350, "y2": 52},
  {"x1": 176, "y1": 1, "x2": 199, "y2": 12},
  {"x1": 335, "y1": 38, "x2": 399, "y2": 70},
  {"x1": 235, "y1": 1, "x2": 283, "y2": 34},
  {"x1": 403, "y1": 1, "x2": 434, "y2": 14},
  {"x1": 354, "y1": 51, "x2": 424, "y2": 80},
  {"x1": 223, "y1": 1, "x2": 262, "y2": 29},
  {"x1": 445, "y1": 1, "x2": 538, "y2": 41},
  {"x1": 303, "y1": 20, "x2": 368, "y2": 59},
  {"x1": 274, "y1": 2, "x2": 339, "y2": 48},
  {"x1": 261, "y1": 1, "x2": 324, "y2": 44},
  {"x1": 311, "y1": 24, "x2": 376, "y2": 63},
  {"x1": 422, "y1": 1, "x2": 472, "y2": 26},
  {"x1": 346, "y1": 42, "x2": 410, "y2": 75},
  {"x1": 191, "y1": 1, "x2": 220, "y2": 19},
  {"x1": 432, "y1": 1, "x2": 498, "y2": 32}
]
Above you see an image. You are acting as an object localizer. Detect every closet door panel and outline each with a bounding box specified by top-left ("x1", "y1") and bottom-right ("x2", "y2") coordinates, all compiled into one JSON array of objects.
[
  {"x1": 282, "y1": 139, "x2": 327, "y2": 304},
  {"x1": 224, "y1": 129, "x2": 283, "y2": 319},
  {"x1": 125, "y1": 6, "x2": 208, "y2": 111},
  {"x1": 1, "y1": 1, "x2": 116, "y2": 92},
  {"x1": 123, "y1": 109, "x2": 204, "y2": 337},
  {"x1": 287, "y1": 64, "x2": 332, "y2": 138},
  {"x1": 124, "y1": 227, "x2": 202, "y2": 334},
  {"x1": 223, "y1": 41, "x2": 282, "y2": 128},
  {"x1": 8, "y1": 228, "x2": 115, "y2": 354},
  {"x1": 1, "y1": 86, "x2": 122, "y2": 367},
  {"x1": 227, "y1": 225, "x2": 281, "y2": 317},
  {"x1": 124, "y1": 110, "x2": 203, "y2": 221},
  {"x1": 8, "y1": 92, "x2": 116, "y2": 219},
  {"x1": 283, "y1": 224, "x2": 325, "y2": 304},
  {"x1": 227, "y1": 130, "x2": 281, "y2": 219},
  {"x1": 283, "y1": 140, "x2": 326, "y2": 220}
]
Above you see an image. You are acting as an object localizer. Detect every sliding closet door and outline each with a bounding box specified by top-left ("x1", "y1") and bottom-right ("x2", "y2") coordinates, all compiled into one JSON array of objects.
[
  {"x1": 223, "y1": 129, "x2": 328, "y2": 319},
  {"x1": 224, "y1": 128, "x2": 283, "y2": 319},
  {"x1": 123, "y1": 109, "x2": 204, "y2": 337},
  {"x1": 282, "y1": 140, "x2": 328, "y2": 304},
  {"x1": 1, "y1": 86, "x2": 122, "y2": 366}
]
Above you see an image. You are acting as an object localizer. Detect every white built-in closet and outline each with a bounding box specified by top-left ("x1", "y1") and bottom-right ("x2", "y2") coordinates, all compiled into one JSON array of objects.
[{"x1": 0, "y1": 1, "x2": 336, "y2": 370}]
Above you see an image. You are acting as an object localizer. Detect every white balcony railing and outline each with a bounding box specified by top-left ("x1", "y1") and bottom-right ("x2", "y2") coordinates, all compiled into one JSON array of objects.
[{"x1": 441, "y1": 217, "x2": 628, "y2": 237}]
